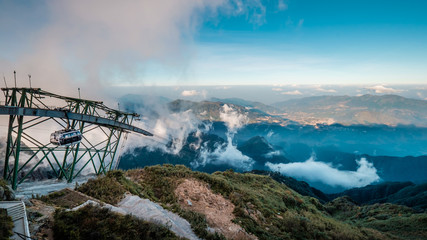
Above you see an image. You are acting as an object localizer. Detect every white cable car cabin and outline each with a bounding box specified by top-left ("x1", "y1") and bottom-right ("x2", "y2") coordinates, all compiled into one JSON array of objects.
[{"x1": 50, "y1": 129, "x2": 82, "y2": 146}]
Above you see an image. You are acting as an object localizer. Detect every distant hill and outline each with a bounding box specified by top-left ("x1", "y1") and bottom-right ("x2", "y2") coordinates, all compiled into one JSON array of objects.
[
  {"x1": 249, "y1": 170, "x2": 330, "y2": 203},
  {"x1": 237, "y1": 136, "x2": 290, "y2": 169},
  {"x1": 168, "y1": 99, "x2": 291, "y2": 125},
  {"x1": 273, "y1": 94, "x2": 427, "y2": 126},
  {"x1": 210, "y1": 97, "x2": 280, "y2": 114},
  {"x1": 330, "y1": 182, "x2": 427, "y2": 212}
]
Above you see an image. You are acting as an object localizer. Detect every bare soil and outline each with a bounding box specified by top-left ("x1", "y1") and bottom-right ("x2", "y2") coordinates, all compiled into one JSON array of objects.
[{"x1": 175, "y1": 178, "x2": 257, "y2": 240}]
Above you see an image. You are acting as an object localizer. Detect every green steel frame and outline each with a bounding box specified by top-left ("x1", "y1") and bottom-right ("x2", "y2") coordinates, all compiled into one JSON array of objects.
[{"x1": 1, "y1": 88, "x2": 152, "y2": 189}]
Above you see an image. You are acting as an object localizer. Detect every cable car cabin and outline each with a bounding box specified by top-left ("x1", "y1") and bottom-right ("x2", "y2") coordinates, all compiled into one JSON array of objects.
[{"x1": 50, "y1": 129, "x2": 82, "y2": 146}]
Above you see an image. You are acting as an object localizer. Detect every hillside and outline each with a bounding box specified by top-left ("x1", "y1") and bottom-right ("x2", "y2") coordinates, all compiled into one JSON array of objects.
[
  {"x1": 273, "y1": 94, "x2": 427, "y2": 126},
  {"x1": 209, "y1": 97, "x2": 280, "y2": 114},
  {"x1": 330, "y1": 182, "x2": 427, "y2": 212},
  {"x1": 25, "y1": 165, "x2": 427, "y2": 240},
  {"x1": 168, "y1": 99, "x2": 292, "y2": 125}
]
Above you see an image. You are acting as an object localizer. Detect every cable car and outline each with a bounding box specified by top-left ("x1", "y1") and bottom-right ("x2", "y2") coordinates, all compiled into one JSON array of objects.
[{"x1": 50, "y1": 129, "x2": 82, "y2": 146}]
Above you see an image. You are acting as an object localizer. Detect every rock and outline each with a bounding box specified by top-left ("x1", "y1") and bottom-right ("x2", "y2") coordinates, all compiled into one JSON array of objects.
[
  {"x1": 0, "y1": 186, "x2": 4, "y2": 200},
  {"x1": 6, "y1": 185, "x2": 16, "y2": 200},
  {"x1": 23, "y1": 198, "x2": 33, "y2": 207}
]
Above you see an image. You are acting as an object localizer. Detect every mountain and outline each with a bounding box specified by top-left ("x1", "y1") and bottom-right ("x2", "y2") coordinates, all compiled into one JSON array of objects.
[
  {"x1": 168, "y1": 99, "x2": 292, "y2": 125},
  {"x1": 26, "y1": 165, "x2": 427, "y2": 240},
  {"x1": 210, "y1": 97, "x2": 280, "y2": 114},
  {"x1": 325, "y1": 196, "x2": 427, "y2": 239},
  {"x1": 273, "y1": 94, "x2": 427, "y2": 126},
  {"x1": 249, "y1": 170, "x2": 330, "y2": 203},
  {"x1": 329, "y1": 182, "x2": 414, "y2": 204},
  {"x1": 237, "y1": 136, "x2": 290, "y2": 169},
  {"x1": 330, "y1": 182, "x2": 427, "y2": 212}
]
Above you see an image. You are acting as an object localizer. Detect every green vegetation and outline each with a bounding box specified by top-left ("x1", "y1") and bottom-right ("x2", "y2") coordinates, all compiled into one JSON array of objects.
[
  {"x1": 0, "y1": 209, "x2": 13, "y2": 240},
  {"x1": 38, "y1": 188, "x2": 90, "y2": 208},
  {"x1": 53, "y1": 204, "x2": 184, "y2": 240},
  {"x1": 124, "y1": 165, "x2": 386, "y2": 240},
  {"x1": 76, "y1": 170, "x2": 143, "y2": 205},
  {"x1": 78, "y1": 167, "x2": 224, "y2": 240},
  {"x1": 0, "y1": 179, "x2": 14, "y2": 200},
  {"x1": 327, "y1": 197, "x2": 427, "y2": 239},
  {"x1": 72, "y1": 164, "x2": 426, "y2": 239}
]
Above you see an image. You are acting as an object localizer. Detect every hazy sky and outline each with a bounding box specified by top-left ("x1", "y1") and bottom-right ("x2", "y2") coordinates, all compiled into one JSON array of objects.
[{"x1": 1, "y1": 0, "x2": 426, "y2": 94}]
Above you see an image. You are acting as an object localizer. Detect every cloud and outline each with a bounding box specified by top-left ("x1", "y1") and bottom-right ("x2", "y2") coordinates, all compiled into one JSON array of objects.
[
  {"x1": 220, "y1": 104, "x2": 248, "y2": 132},
  {"x1": 191, "y1": 104, "x2": 253, "y2": 170},
  {"x1": 272, "y1": 88, "x2": 283, "y2": 91},
  {"x1": 123, "y1": 96, "x2": 205, "y2": 155},
  {"x1": 181, "y1": 90, "x2": 199, "y2": 96},
  {"x1": 230, "y1": 0, "x2": 266, "y2": 26},
  {"x1": 416, "y1": 92, "x2": 427, "y2": 100},
  {"x1": 215, "y1": 86, "x2": 232, "y2": 90},
  {"x1": 297, "y1": 19, "x2": 304, "y2": 28},
  {"x1": 315, "y1": 87, "x2": 336, "y2": 93},
  {"x1": 281, "y1": 90, "x2": 302, "y2": 95},
  {"x1": 277, "y1": 0, "x2": 288, "y2": 11},
  {"x1": 0, "y1": 0, "x2": 269, "y2": 97},
  {"x1": 194, "y1": 138, "x2": 254, "y2": 170},
  {"x1": 181, "y1": 90, "x2": 207, "y2": 98},
  {"x1": 266, "y1": 157, "x2": 380, "y2": 188},
  {"x1": 365, "y1": 85, "x2": 403, "y2": 94}
]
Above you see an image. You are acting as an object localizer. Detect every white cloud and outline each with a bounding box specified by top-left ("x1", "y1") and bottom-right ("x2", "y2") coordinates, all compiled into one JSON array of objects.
[
  {"x1": 266, "y1": 157, "x2": 380, "y2": 189},
  {"x1": 365, "y1": 85, "x2": 403, "y2": 94},
  {"x1": 272, "y1": 87, "x2": 283, "y2": 91},
  {"x1": 220, "y1": 104, "x2": 248, "y2": 132},
  {"x1": 278, "y1": 0, "x2": 288, "y2": 11},
  {"x1": 215, "y1": 86, "x2": 231, "y2": 90},
  {"x1": 0, "y1": 0, "x2": 270, "y2": 96},
  {"x1": 192, "y1": 104, "x2": 253, "y2": 170},
  {"x1": 416, "y1": 92, "x2": 427, "y2": 100},
  {"x1": 181, "y1": 90, "x2": 197, "y2": 96},
  {"x1": 297, "y1": 19, "x2": 304, "y2": 28},
  {"x1": 181, "y1": 89, "x2": 207, "y2": 98},
  {"x1": 315, "y1": 87, "x2": 336, "y2": 93},
  {"x1": 281, "y1": 90, "x2": 302, "y2": 95}
]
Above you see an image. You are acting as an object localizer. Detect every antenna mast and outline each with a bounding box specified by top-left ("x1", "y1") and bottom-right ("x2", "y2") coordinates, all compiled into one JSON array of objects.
[
  {"x1": 28, "y1": 74, "x2": 32, "y2": 88},
  {"x1": 14, "y1": 71, "x2": 16, "y2": 88}
]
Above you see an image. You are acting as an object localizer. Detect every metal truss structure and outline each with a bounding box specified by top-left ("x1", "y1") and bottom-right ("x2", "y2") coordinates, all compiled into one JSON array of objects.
[{"x1": 0, "y1": 87, "x2": 152, "y2": 189}]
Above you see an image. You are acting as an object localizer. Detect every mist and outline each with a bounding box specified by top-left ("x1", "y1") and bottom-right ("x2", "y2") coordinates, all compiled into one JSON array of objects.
[
  {"x1": 265, "y1": 157, "x2": 380, "y2": 189},
  {"x1": 192, "y1": 104, "x2": 254, "y2": 171},
  {"x1": 124, "y1": 100, "x2": 205, "y2": 155},
  {"x1": 0, "y1": 0, "x2": 267, "y2": 101}
]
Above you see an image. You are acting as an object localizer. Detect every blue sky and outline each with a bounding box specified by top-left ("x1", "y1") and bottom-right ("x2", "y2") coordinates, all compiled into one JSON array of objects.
[
  {"x1": 188, "y1": 0, "x2": 427, "y2": 85},
  {"x1": 0, "y1": 0, "x2": 426, "y2": 89}
]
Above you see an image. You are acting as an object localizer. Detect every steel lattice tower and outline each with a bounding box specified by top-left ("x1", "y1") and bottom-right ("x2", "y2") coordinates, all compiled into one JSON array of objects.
[{"x1": 0, "y1": 87, "x2": 152, "y2": 189}]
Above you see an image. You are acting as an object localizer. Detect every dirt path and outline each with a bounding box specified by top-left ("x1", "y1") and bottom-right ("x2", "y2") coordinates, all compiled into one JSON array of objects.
[{"x1": 175, "y1": 179, "x2": 257, "y2": 240}]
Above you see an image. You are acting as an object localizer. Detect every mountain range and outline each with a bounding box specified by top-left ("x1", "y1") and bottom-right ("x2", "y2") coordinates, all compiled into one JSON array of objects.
[
  {"x1": 272, "y1": 94, "x2": 427, "y2": 126},
  {"x1": 120, "y1": 93, "x2": 427, "y2": 126}
]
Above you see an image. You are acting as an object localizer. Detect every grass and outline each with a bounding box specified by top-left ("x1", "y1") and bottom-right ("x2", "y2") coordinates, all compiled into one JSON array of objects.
[
  {"x1": 38, "y1": 188, "x2": 90, "y2": 208},
  {"x1": 76, "y1": 170, "x2": 144, "y2": 205},
  {"x1": 0, "y1": 179, "x2": 14, "y2": 200},
  {"x1": 0, "y1": 209, "x2": 13, "y2": 240},
  {"x1": 125, "y1": 165, "x2": 388, "y2": 240},
  {"x1": 327, "y1": 196, "x2": 427, "y2": 239},
  {"x1": 74, "y1": 164, "x2": 426, "y2": 239},
  {"x1": 53, "y1": 204, "x2": 185, "y2": 240}
]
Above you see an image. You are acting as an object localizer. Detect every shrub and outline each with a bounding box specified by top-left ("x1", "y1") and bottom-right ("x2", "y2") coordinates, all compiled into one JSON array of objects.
[
  {"x1": 0, "y1": 209, "x2": 13, "y2": 240},
  {"x1": 53, "y1": 204, "x2": 184, "y2": 240}
]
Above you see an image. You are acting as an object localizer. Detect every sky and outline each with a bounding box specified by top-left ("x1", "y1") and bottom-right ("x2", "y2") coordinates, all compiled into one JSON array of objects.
[{"x1": 0, "y1": 0, "x2": 426, "y2": 97}]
